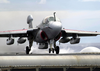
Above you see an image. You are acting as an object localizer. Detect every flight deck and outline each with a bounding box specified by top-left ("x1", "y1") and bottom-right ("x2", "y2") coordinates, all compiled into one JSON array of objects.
[{"x1": 0, "y1": 53, "x2": 100, "y2": 71}]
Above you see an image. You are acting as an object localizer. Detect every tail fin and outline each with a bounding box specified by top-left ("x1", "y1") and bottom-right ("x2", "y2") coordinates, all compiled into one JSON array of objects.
[{"x1": 27, "y1": 15, "x2": 33, "y2": 28}]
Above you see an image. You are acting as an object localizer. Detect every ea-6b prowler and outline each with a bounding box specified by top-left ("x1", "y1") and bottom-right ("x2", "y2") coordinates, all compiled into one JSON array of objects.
[{"x1": 0, "y1": 12, "x2": 100, "y2": 54}]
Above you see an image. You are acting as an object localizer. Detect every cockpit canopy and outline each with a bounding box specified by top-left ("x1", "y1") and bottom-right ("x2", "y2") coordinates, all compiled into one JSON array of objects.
[{"x1": 42, "y1": 16, "x2": 61, "y2": 24}]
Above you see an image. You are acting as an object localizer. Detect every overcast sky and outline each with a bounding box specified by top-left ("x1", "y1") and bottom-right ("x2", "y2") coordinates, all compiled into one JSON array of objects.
[{"x1": 0, "y1": 0, "x2": 100, "y2": 54}]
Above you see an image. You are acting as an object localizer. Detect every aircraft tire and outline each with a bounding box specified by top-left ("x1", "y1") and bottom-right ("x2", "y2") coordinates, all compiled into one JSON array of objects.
[
  {"x1": 49, "y1": 48, "x2": 54, "y2": 53},
  {"x1": 49, "y1": 48, "x2": 51, "y2": 53},
  {"x1": 52, "y1": 48, "x2": 54, "y2": 53},
  {"x1": 26, "y1": 46, "x2": 30, "y2": 54},
  {"x1": 55, "y1": 46, "x2": 59, "y2": 54}
]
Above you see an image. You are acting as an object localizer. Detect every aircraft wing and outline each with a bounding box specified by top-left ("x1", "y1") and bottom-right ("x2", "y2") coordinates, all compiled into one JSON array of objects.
[
  {"x1": 0, "y1": 29, "x2": 38, "y2": 37},
  {"x1": 61, "y1": 29, "x2": 100, "y2": 37}
]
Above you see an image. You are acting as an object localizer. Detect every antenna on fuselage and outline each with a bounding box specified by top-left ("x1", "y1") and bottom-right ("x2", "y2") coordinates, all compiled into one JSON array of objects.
[{"x1": 53, "y1": 12, "x2": 56, "y2": 21}]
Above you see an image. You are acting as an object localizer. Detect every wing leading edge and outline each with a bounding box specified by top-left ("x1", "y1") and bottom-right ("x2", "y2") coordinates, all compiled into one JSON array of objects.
[
  {"x1": 0, "y1": 29, "x2": 38, "y2": 37},
  {"x1": 0, "y1": 29, "x2": 28, "y2": 37},
  {"x1": 62, "y1": 29, "x2": 100, "y2": 37}
]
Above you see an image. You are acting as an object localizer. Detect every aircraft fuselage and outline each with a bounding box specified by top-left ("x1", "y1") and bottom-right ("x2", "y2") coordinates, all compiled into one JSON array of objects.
[{"x1": 37, "y1": 16, "x2": 62, "y2": 42}]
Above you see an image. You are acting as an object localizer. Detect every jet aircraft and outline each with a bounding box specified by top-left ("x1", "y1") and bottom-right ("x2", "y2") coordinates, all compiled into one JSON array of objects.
[{"x1": 0, "y1": 12, "x2": 100, "y2": 54}]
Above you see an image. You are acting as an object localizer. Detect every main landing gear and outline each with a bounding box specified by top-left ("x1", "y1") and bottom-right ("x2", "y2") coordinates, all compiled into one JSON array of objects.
[
  {"x1": 49, "y1": 46, "x2": 59, "y2": 54},
  {"x1": 55, "y1": 46, "x2": 59, "y2": 54},
  {"x1": 26, "y1": 38, "x2": 33, "y2": 54},
  {"x1": 26, "y1": 46, "x2": 30, "y2": 54},
  {"x1": 26, "y1": 38, "x2": 60, "y2": 54}
]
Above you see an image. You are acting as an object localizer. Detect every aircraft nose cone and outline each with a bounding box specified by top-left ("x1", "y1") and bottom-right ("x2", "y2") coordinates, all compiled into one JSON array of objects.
[
  {"x1": 48, "y1": 21, "x2": 62, "y2": 39},
  {"x1": 42, "y1": 21, "x2": 62, "y2": 39},
  {"x1": 49, "y1": 21, "x2": 62, "y2": 32}
]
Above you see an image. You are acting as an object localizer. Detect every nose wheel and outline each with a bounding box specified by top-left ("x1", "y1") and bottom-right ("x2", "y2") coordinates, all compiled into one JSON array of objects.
[
  {"x1": 49, "y1": 48, "x2": 54, "y2": 53},
  {"x1": 48, "y1": 39, "x2": 60, "y2": 54},
  {"x1": 49, "y1": 46, "x2": 59, "y2": 54}
]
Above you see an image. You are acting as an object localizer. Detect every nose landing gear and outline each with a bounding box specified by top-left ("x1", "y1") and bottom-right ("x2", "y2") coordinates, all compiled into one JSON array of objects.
[
  {"x1": 49, "y1": 39, "x2": 60, "y2": 54},
  {"x1": 49, "y1": 46, "x2": 59, "y2": 54},
  {"x1": 49, "y1": 48, "x2": 54, "y2": 53}
]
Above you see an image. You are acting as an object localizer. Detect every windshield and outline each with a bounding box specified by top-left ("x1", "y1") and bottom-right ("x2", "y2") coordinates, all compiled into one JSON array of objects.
[
  {"x1": 48, "y1": 17, "x2": 54, "y2": 21},
  {"x1": 42, "y1": 16, "x2": 61, "y2": 24},
  {"x1": 48, "y1": 16, "x2": 60, "y2": 22}
]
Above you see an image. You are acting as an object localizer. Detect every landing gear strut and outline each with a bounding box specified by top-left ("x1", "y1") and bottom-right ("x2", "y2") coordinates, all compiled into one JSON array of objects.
[
  {"x1": 49, "y1": 46, "x2": 59, "y2": 54},
  {"x1": 26, "y1": 37, "x2": 33, "y2": 54},
  {"x1": 49, "y1": 39, "x2": 60, "y2": 54}
]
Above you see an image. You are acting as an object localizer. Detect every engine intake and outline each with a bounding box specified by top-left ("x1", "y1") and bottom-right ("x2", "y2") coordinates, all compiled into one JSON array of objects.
[
  {"x1": 40, "y1": 31, "x2": 48, "y2": 41},
  {"x1": 35, "y1": 30, "x2": 48, "y2": 43}
]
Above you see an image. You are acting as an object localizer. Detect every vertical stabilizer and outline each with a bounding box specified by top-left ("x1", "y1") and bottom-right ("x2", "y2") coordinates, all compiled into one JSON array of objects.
[{"x1": 27, "y1": 15, "x2": 33, "y2": 28}]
